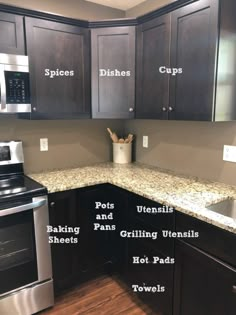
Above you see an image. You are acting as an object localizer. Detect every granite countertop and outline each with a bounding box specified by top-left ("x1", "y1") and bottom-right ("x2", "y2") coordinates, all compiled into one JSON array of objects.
[{"x1": 29, "y1": 162, "x2": 236, "y2": 234}]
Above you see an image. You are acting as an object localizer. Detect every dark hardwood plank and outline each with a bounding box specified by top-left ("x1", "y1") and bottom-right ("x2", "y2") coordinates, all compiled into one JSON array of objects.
[{"x1": 40, "y1": 276, "x2": 156, "y2": 315}]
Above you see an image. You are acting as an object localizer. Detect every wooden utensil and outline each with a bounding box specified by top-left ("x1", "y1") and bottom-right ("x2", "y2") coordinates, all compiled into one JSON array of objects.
[
  {"x1": 127, "y1": 134, "x2": 134, "y2": 143},
  {"x1": 107, "y1": 128, "x2": 119, "y2": 143},
  {"x1": 118, "y1": 138, "x2": 125, "y2": 143}
]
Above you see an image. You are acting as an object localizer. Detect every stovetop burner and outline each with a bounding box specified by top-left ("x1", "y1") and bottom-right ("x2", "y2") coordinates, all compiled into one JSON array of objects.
[
  {"x1": 0, "y1": 174, "x2": 47, "y2": 203},
  {"x1": 0, "y1": 141, "x2": 47, "y2": 204}
]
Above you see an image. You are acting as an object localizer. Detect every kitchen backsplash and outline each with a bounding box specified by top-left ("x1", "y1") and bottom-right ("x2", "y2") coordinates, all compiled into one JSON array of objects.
[
  {"x1": 0, "y1": 116, "x2": 123, "y2": 173},
  {"x1": 125, "y1": 120, "x2": 236, "y2": 186},
  {"x1": 1, "y1": 116, "x2": 236, "y2": 185}
]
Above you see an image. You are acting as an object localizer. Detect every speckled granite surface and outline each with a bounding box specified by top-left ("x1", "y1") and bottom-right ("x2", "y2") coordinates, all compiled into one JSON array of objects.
[{"x1": 29, "y1": 162, "x2": 236, "y2": 234}]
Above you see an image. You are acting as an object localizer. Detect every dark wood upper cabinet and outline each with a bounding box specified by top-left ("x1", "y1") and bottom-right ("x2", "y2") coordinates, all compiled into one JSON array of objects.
[
  {"x1": 0, "y1": 12, "x2": 25, "y2": 55},
  {"x1": 25, "y1": 17, "x2": 90, "y2": 119},
  {"x1": 136, "y1": 0, "x2": 236, "y2": 122},
  {"x1": 169, "y1": 0, "x2": 218, "y2": 121},
  {"x1": 136, "y1": 14, "x2": 171, "y2": 119},
  {"x1": 91, "y1": 26, "x2": 135, "y2": 119},
  {"x1": 174, "y1": 240, "x2": 236, "y2": 315}
]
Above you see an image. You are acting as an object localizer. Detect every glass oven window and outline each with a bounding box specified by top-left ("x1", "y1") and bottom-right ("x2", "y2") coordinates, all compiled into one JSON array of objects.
[{"x1": 0, "y1": 208, "x2": 38, "y2": 295}]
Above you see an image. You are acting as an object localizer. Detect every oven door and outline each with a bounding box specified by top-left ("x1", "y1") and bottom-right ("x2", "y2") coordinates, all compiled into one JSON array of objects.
[{"x1": 0, "y1": 196, "x2": 52, "y2": 296}]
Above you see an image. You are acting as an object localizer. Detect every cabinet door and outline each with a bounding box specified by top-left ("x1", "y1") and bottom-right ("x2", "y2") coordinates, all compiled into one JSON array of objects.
[
  {"x1": 125, "y1": 239, "x2": 174, "y2": 315},
  {"x1": 25, "y1": 17, "x2": 90, "y2": 119},
  {"x1": 48, "y1": 190, "x2": 78, "y2": 294},
  {"x1": 169, "y1": 0, "x2": 218, "y2": 121},
  {"x1": 91, "y1": 26, "x2": 135, "y2": 119},
  {"x1": 77, "y1": 184, "x2": 126, "y2": 276},
  {"x1": 136, "y1": 14, "x2": 171, "y2": 119},
  {"x1": 174, "y1": 240, "x2": 236, "y2": 315},
  {"x1": 0, "y1": 12, "x2": 25, "y2": 55}
]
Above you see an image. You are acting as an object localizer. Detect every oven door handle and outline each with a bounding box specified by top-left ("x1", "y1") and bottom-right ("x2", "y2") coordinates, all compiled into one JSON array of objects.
[{"x1": 0, "y1": 197, "x2": 46, "y2": 217}]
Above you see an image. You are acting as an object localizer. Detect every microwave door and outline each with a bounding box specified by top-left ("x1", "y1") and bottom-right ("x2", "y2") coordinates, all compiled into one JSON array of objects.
[
  {"x1": 0, "y1": 64, "x2": 7, "y2": 113},
  {"x1": 4, "y1": 65, "x2": 31, "y2": 114}
]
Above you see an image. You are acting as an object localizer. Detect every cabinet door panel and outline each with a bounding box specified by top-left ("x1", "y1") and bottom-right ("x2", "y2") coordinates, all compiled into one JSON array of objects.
[
  {"x1": 174, "y1": 240, "x2": 236, "y2": 315},
  {"x1": 0, "y1": 12, "x2": 25, "y2": 55},
  {"x1": 125, "y1": 239, "x2": 173, "y2": 315},
  {"x1": 25, "y1": 17, "x2": 90, "y2": 119},
  {"x1": 48, "y1": 190, "x2": 78, "y2": 293},
  {"x1": 136, "y1": 14, "x2": 170, "y2": 119},
  {"x1": 170, "y1": 0, "x2": 218, "y2": 121},
  {"x1": 91, "y1": 27, "x2": 135, "y2": 119}
]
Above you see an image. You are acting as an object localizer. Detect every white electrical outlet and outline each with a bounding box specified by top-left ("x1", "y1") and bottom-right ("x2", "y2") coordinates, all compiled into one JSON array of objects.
[
  {"x1": 143, "y1": 136, "x2": 148, "y2": 148},
  {"x1": 40, "y1": 138, "x2": 48, "y2": 151},
  {"x1": 223, "y1": 145, "x2": 236, "y2": 162}
]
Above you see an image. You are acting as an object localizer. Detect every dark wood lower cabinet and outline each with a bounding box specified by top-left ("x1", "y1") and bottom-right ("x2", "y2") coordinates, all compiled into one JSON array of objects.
[
  {"x1": 174, "y1": 240, "x2": 236, "y2": 315},
  {"x1": 121, "y1": 192, "x2": 175, "y2": 315},
  {"x1": 124, "y1": 238, "x2": 174, "y2": 315},
  {"x1": 48, "y1": 185, "x2": 236, "y2": 315},
  {"x1": 48, "y1": 184, "x2": 126, "y2": 294},
  {"x1": 48, "y1": 190, "x2": 78, "y2": 293}
]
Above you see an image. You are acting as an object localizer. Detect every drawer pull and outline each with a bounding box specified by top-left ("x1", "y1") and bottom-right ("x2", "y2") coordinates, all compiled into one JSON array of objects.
[{"x1": 232, "y1": 285, "x2": 236, "y2": 294}]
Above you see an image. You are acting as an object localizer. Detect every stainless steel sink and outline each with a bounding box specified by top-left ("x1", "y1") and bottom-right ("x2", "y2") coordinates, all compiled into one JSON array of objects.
[{"x1": 207, "y1": 199, "x2": 236, "y2": 220}]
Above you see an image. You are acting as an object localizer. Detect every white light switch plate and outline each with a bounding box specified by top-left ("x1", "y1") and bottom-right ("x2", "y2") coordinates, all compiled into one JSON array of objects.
[
  {"x1": 223, "y1": 145, "x2": 236, "y2": 162},
  {"x1": 143, "y1": 136, "x2": 148, "y2": 148},
  {"x1": 40, "y1": 138, "x2": 48, "y2": 151}
]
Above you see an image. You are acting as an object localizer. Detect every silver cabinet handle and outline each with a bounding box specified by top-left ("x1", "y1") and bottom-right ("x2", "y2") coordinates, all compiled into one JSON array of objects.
[
  {"x1": 233, "y1": 285, "x2": 236, "y2": 294},
  {"x1": 129, "y1": 108, "x2": 134, "y2": 112},
  {"x1": 0, "y1": 197, "x2": 46, "y2": 217},
  {"x1": 162, "y1": 107, "x2": 167, "y2": 112},
  {"x1": 168, "y1": 106, "x2": 173, "y2": 112},
  {"x1": 50, "y1": 201, "x2": 55, "y2": 207},
  {"x1": 32, "y1": 107, "x2": 37, "y2": 111}
]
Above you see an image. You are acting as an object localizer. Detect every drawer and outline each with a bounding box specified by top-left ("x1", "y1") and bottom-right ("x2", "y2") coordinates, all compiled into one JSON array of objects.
[
  {"x1": 128, "y1": 192, "x2": 175, "y2": 231},
  {"x1": 176, "y1": 212, "x2": 236, "y2": 267}
]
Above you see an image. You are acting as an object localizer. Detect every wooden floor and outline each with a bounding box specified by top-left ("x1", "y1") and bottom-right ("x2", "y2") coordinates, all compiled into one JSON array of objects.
[{"x1": 41, "y1": 276, "x2": 155, "y2": 315}]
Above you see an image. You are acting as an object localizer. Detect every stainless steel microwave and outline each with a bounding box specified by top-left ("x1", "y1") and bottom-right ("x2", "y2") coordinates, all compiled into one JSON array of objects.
[{"x1": 0, "y1": 53, "x2": 31, "y2": 113}]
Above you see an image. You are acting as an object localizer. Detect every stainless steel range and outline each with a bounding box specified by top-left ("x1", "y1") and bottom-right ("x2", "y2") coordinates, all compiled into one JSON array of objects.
[{"x1": 0, "y1": 141, "x2": 54, "y2": 315}]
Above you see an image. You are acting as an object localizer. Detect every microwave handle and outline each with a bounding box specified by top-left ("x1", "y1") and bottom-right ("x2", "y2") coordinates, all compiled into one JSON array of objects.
[
  {"x1": 0, "y1": 65, "x2": 6, "y2": 111},
  {"x1": 0, "y1": 198, "x2": 46, "y2": 217}
]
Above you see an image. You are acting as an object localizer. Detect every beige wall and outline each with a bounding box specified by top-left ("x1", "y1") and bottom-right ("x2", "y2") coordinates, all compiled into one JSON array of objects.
[
  {"x1": 0, "y1": 116, "x2": 123, "y2": 174},
  {"x1": 125, "y1": 120, "x2": 236, "y2": 186},
  {"x1": 0, "y1": 0, "x2": 125, "y2": 20},
  {"x1": 126, "y1": 0, "x2": 176, "y2": 17}
]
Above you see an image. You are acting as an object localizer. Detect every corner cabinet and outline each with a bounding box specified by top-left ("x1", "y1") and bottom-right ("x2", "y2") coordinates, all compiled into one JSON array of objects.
[
  {"x1": 0, "y1": 12, "x2": 25, "y2": 55},
  {"x1": 91, "y1": 26, "x2": 135, "y2": 119},
  {"x1": 25, "y1": 17, "x2": 90, "y2": 119}
]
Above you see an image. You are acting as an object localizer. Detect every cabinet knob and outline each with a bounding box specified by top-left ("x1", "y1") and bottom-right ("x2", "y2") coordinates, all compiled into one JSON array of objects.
[
  {"x1": 129, "y1": 108, "x2": 134, "y2": 112},
  {"x1": 32, "y1": 107, "x2": 37, "y2": 112},
  {"x1": 168, "y1": 106, "x2": 173, "y2": 112},
  {"x1": 50, "y1": 202, "x2": 55, "y2": 207},
  {"x1": 162, "y1": 107, "x2": 167, "y2": 112},
  {"x1": 232, "y1": 285, "x2": 236, "y2": 294}
]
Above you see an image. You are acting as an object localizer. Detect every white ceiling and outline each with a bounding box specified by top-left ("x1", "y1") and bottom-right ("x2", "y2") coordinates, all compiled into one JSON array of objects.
[{"x1": 85, "y1": 0, "x2": 148, "y2": 11}]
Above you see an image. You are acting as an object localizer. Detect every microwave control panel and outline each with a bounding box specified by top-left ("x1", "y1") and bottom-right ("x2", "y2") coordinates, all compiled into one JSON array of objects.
[{"x1": 5, "y1": 71, "x2": 30, "y2": 104}]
